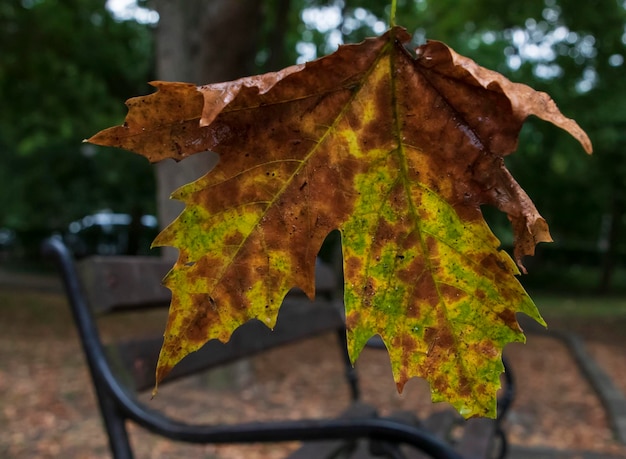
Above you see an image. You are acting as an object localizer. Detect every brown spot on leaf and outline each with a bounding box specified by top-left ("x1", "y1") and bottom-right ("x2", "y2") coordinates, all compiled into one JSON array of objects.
[
  {"x1": 425, "y1": 326, "x2": 455, "y2": 354},
  {"x1": 392, "y1": 332, "x2": 418, "y2": 352},
  {"x1": 396, "y1": 257, "x2": 438, "y2": 308},
  {"x1": 480, "y1": 253, "x2": 508, "y2": 276},
  {"x1": 438, "y1": 283, "x2": 464, "y2": 302},
  {"x1": 345, "y1": 311, "x2": 361, "y2": 330},
  {"x1": 458, "y1": 374, "x2": 471, "y2": 398},
  {"x1": 498, "y1": 309, "x2": 521, "y2": 332},
  {"x1": 344, "y1": 256, "x2": 363, "y2": 282},
  {"x1": 475, "y1": 340, "x2": 499, "y2": 359},
  {"x1": 405, "y1": 302, "x2": 421, "y2": 319},
  {"x1": 401, "y1": 230, "x2": 419, "y2": 251},
  {"x1": 433, "y1": 375, "x2": 449, "y2": 394},
  {"x1": 184, "y1": 294, "x2": 219, "y2": 343}
]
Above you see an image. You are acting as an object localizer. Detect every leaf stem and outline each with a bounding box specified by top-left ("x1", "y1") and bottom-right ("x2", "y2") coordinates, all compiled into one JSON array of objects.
[{"x1": 389, "y1": 0, "x2": 397, "y2": 27}]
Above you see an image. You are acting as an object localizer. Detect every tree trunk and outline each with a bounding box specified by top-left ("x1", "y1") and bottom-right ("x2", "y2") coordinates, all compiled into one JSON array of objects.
[
  {"x1": 151, "y1": 0, "x2": 264, "y2": 387},
  {"x1": 265, "y1": 0, "x2": 292, "y2": 72},
  {"x1": 153, "y1": 0, "x2": 262, "y2": 260}
]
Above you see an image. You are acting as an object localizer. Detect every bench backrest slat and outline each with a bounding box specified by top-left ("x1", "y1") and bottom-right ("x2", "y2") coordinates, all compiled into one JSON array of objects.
[
  {"x1": 114, "y1": 297, "x2": 345, "y2": 391},
  {"x1": 78, "y1": 256, "x2": 172, "y2": 313},
  {"x1": 78, "y1": 257, "x2": 339, "y2": 314}
]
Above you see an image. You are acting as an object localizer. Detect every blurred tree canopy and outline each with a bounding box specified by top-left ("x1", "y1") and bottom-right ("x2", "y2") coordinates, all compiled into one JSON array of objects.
[
  {"x1": 3, "y1": 0, "x2": 624, "y2": 288},
  {"x1": 271, "y1": 0, "x2": 625, "y2": 290},
  {"x1": 0, "y1": 0, "x2": 155, "y2": 242}
]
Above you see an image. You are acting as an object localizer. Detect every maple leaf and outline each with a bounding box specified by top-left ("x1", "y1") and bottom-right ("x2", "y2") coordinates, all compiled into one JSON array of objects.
[{"x1": 88, "y1": 27, "x2": 592, "y2": 418}]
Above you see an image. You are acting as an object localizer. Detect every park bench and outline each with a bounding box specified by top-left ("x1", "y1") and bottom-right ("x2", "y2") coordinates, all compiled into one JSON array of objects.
[{"x1": 43, "y1": 236, "x2": 514, "y2": 459}]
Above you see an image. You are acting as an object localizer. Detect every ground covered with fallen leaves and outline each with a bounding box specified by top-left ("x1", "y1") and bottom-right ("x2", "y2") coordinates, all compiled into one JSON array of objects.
[{"x1": 1, "y1": 281, "x2": 625, "y2": 459}]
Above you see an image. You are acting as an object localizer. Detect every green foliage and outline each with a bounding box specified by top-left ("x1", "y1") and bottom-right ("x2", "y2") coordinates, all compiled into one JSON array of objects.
[
  {"x1": 5, "y1": 0, "x2": 622, "y2": 286},
  {"x1": 0, "y1": 0, "x2": 155, "y2": 236}
]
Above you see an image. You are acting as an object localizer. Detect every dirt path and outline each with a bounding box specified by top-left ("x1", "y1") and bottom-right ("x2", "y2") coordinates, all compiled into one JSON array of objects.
[{"x1": 1, "y1": 285, "x2": 625, "y2": 458}]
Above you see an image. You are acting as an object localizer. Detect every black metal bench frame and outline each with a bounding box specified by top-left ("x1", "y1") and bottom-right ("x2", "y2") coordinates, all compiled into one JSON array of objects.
[{"x1": 43, "y1": 237, "x2": 513, "y2": 459}]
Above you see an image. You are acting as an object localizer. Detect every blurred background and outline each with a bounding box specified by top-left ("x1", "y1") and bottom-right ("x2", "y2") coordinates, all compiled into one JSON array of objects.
[
  {"x1": 1, "y1": 0, "x2": 625, "y2": 294},
  {"x1": 1, "y1": 2, "x2": 626, "y2": 458}
]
